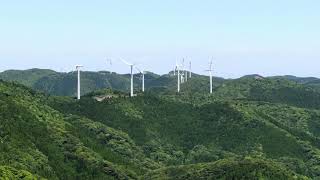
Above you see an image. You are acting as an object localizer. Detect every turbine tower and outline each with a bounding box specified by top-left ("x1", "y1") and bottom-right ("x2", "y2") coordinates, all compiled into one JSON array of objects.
[
  {"x1": 181, "y1": 59, "x2": 185, "y2": 83},
  {"x1": 120, "y1": 58, "x2": 135, "y2": 97},
  {"x1": 76, "y1": 65, "x2": 83, "y2": 100},
  {"x1": 189, "y1": 61, "x2": 192, "y2": 78},
  {"x1": 206, "y1": 60, "x2": 214, "y2": 94},
  {"x1": 185, "y1": 66, "x2": 188, "y2": 82},
  {"x1": 183, "y1": 59, "x2": 188, "y2": 82},
  {"x1": 175, "y1": 61, "x2": 181, "y2": 93},
  {"x1": 106, "y1": 58, "x2": 113, "y2": 74},
  {"x1": 135, "y1": 67, "x2": 145, "y2": 92}
]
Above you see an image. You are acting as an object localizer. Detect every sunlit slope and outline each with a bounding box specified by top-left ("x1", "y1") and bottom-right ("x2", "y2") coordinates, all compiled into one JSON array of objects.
[
  {"x1": 0, "y1": 68, "x2": 57, "y2": 87},
  {"x1": 0, "y1": 80, "x2": 160, "y2": 179}
]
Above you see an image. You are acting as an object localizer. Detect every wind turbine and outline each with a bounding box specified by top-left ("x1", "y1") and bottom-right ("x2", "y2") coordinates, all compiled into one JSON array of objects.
[
  {"x1": 135, "y1": 67, "x2": 145, "y2": 92},
  {"x1": 106, "y1": 58, "x2": 113, "y2": 74},
  {"x1": 75, "y1": 65, "x2": 83, "y2": 100},
  {"x1": 189, "y1": 61, "x2": 192, "y2": 78},
  {"x1": 205, "y1": 59, "x2": 214, "y2": 94},
  {"x1": 185, "y1": 66, "x2": 188, "y2": 82},
  {"x1": 173, "y1": 60, "x2": 178, "y2": 76},
  {"x1": 119, "y1": 58, "x2": 135, "y2": 97},
  {"x1": 183, "y1": 58, "x2": 188, "y2": 82},
  {"x1": 175, "y1": 61, "x2": 181, "y2": 93},
  {"x1": 181, "y1": 58, "x2": 189, "y2": 83},
  {"x1": 181, "y1": 59, "x2": 185, "y2": 83}
]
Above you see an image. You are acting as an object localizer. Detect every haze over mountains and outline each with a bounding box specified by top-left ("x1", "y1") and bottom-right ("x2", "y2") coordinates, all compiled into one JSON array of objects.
[{"x1": 1, "y1": 68, "x2": 320, "y2": 97}]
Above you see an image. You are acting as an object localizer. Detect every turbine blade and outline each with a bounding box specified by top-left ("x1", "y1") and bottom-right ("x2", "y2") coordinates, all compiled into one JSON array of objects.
[
  {"x1": 135, "y1": 66, "x2": 142, "y2": 73},
  {"x1": 119, "y1": 58, "x2": 133, "y2": 66}
]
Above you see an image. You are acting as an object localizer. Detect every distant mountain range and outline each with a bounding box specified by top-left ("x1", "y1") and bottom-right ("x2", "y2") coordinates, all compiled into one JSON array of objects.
[
  {"x1": 1, "y1": 68, "x2": 320, "y2": 97},
  {"x1": 0, "y1": 69, "x2": 224, "y2": 96}
]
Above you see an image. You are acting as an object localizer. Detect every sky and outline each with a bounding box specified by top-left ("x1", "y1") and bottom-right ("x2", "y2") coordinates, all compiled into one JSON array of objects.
[{"x1": 0, "y1": 0, "x2": 320, "y2": 78}]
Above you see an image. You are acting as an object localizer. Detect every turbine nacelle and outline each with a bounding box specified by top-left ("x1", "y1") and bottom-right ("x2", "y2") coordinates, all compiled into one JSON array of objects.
[{"x1": 75, "y1": 65, "x2": 83, "y2": 70}]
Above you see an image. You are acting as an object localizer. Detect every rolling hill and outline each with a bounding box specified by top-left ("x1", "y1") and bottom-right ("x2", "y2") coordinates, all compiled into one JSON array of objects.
[
  {"x1": 0, "y1": 69, "x2": 226, "y2": 96},
  {"x1": 47, "y1": 91, "x2": 320, "y2": 178},
  {"x1": 212, "y1": 76, "x2": 320, "y2": 109},
  {"x1": 0, "y1": 69, "x2": 58, "y2": 87},
  {"x1": 0, "y1": 69, "x2": 162, "y2": 96},
  {"x1": 0, "y1": 80, "x2": 160, "y2": 179}
]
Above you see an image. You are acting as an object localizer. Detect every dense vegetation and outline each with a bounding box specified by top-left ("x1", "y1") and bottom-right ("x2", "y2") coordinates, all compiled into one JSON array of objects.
[
  {"x1": 144, "y1": 157, "x2": 306, "y2": 180},
  {"x1": 0, "y1": 80, "x2": 159, "y2": 179},
  {"x1": 1, "y1": 69, "x2": 320, "y2": 179}
]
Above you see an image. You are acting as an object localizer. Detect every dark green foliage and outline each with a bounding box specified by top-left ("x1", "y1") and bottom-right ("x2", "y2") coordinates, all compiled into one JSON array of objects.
[{"x1": 49, "y1": 89, "x2": 320, "y2": 178}]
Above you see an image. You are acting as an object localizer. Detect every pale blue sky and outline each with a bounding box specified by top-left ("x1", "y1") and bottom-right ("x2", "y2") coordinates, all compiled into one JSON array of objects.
[{"x1": 0, "y1": 0, "x2": 319, "y2": 78}]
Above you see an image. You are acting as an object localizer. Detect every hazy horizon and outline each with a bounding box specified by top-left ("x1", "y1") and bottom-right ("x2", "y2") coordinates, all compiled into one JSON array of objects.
[
  {"x1": 1, "y1": 0, "x2": 319, "y2": 78},
  {"x1": 2, "y1": 67, "x2": 320, "y2": 80}
]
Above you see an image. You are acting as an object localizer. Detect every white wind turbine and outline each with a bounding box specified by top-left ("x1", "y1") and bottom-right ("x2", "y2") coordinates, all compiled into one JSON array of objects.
[
  {"x1": 175, "y1": 61, "x2": 182, "y2": 93},
  {"x1": 183, "y1": 59, "x2": 188, "y2": 82},
  {"x1": 135, "y1": 66, "x2": 146, "y2": 92},
  {"x1": 185, "y1": 67, "x2": 188, "y2": 82},
  {"x1": 205, "y1": 59, "x2": 214, "y2": 94},
  {"x1": 75, "y1": 65, "x2": 83, "y2": 100},
  {"x1": 189, "y1": 61, "x2": 192, "y2": 78},
  {"x1": 173, "y1": 63, "x2": 178, "y2": 76},
  {"x1": 106, "y1": 58, "x2": 113, "y2": 74},
  {"x1": 182, "y1": 59, "x2": 189, "y2": 83},
  {"x1": 119, "y1": 58, "x2": 136, "y2": 97},
  {"x1": 181, "y1": 59, "x2": 185, "y2": 83}
]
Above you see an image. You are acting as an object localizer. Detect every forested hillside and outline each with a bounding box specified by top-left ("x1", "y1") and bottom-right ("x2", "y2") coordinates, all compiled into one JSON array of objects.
[
  {"x1": 3, "y1": 69, "x2": 320, "y2": 98},
  {"x1": 0, "y1": 80, "x2": 160, "y2": 179},
  {"x1": 1, "y1": 71, "x2": 320, "y2": 179},
  {"x1": 0, "y1": 69, "x2": 57, "y2": 87},
  {"x1": 143, "y1": 158, "x2": 302, "y2": 179},
  {"x1": 0, "y1": 69, "x2": 160, "y2": 96},
  {"x1": 0, "y1": 69, "x2": 222, "y2": 96},
  {"x1": 48, "y1": 90, "x2": 320, "y2": 178}
]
